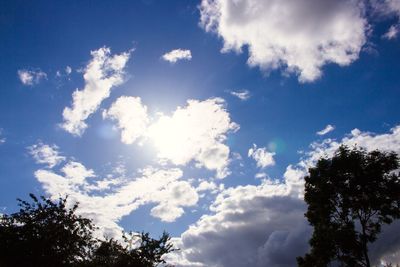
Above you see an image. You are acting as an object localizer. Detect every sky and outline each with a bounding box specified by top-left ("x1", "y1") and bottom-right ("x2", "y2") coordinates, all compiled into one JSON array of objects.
[{"x1": 1, "y1": 0, "x2": 400, "y2": 266}]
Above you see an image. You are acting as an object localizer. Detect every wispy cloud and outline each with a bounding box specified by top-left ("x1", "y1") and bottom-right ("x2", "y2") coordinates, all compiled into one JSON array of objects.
[
  {"x1": 56, "y1": 66, "x2": 73, "y2": 78},
  {"x1": 254, "y1": 172, "x2": 267, "y2": 179},
  {"x1": 162, "y1": 49, "x2": 192, "y2": 63},
  {"x1": 30, "y1": 142, "x2": 200, "y2": 236},
  {"x1": 65, "y1": 66, "x2": 72, "y2": 75},
  {"x1": 230, "y1": 90, "x2": 251, "y2": 101},
  {"x1": 28, "y1": 142, "x2": 66, "y2": 168},
  {"x1": 316, "y1": 124, "x2": 335, "y2": 136},
  {"x1": 61, "y1": 47, "x2": 131, "y2": 136},
  {"x1": 17, "y1": 69, "x2": 47, "y2": 86},
  {"x1": 0, "y1": 129, "x2": 5, "y2": 144},
  {"x1": 373, "y1": 0, "x2": 400, "y2": 40},
  {"x1": 383, "y1": 25, "x2": 399, "y2": 39}
]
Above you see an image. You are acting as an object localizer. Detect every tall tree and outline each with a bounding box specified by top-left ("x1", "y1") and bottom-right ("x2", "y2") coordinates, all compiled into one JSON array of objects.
[{"x1": 298, "y1": 146, "x2": 400, "y2": 267}]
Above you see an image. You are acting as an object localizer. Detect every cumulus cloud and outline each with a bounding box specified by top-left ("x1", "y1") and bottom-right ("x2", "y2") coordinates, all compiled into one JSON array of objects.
[
  {"x1": 147, "y1": 98, "x2": 239, "y2": 178},
  {"x1": 61, "y1": 47, "x2": 131, "y2": 136},
  {"x1": 28, "y1": 142, "x2": 66, "y2": 168},
  {"x1": 162, "y1": 49, "x2": 192, "y2": 63},
  {"x1": 199, "y1": 0, "x2": 367, "y2": 82},
  {"x1": 103, "y1": 97, "x2": 238, "y2": 178},
  {"x1": 229, "y1": 90, "x2": 250, "y2": 100},
  {"x1": 168, "y1": 125, "x2": 400, "y2": 267},
  {"x1": 151, "y1": 181, "x2": 199, "y2": 222},
  {"x1": 103, "y1": 96, "x2": 149, "y2": 144},
  {"x1": 196, "y1": 181, "x2": 218, "y2": 192},
  {"x1": 248, "y1": 144, "x2": 275, "y2": 168},
  {"x1": 168, "y1": 179, "x2": 310, "y2": 267},
  {"x1": 316, "y1": 124, "x2": 335, "y2": 135},
  {"x1": 17, "y1": 69, "x2": 47, "y2": 85},
  {"x1": 31, "y1": 143, "x2": 199, "y2": 237}
]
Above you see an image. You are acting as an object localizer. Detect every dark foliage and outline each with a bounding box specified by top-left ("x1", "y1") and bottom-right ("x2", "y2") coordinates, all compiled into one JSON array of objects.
[
  {"x1": 0, "y1": 194, "x2": 95, "y2": 267},
  {"x1": 84, "y1": 232, "x2": 174, "y2": 267},
  {"x1": 0, "y1": 194, "x2": 174, "y2": 267},
  {"x1": 297, "y1": 146, "x2": 400, "y2": 267}
]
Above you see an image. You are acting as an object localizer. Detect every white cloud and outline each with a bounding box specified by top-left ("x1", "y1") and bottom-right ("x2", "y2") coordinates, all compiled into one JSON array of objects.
[
  {"x1": 31, "y1": 143, "x2": 200, "y2": 237},
  {"x1": 200, "y1": 0, "x2": 367, "y2": 82},
  {"x1": 168, "y1": 125, "x2": 400, "y2": 267},
  {"x1": 147, "y1": 98, "x2": 239, "y2": 178},
  {"x1": 196, "y1": 181, "x2": 218, "y2": 192},
  {"x1": 301, "y1": 126, "x2": 400, "y2": 171},
  {"x1": 383, "y1": 24, "x2": 400, "y2": 39},
  {"x1": 28, "y1": 142, "x2": 66, "y2": 168},
  {"x1": 374, "y1": 0, "x2": 400, "y2": 18},
  {"x1": 151, "y1": 181, "x2": 199, "y2": 222},
  {"x1": 168, "y1": 179, "x2": 309, "y2": 267},
  {"x1": 0, "y1": 129, "x2": 5, "y2": 144},
  {"x1": 56, "y1": 66, "x2": 73, "y2": 78},
  {"x1": 65, "y1": 66, "x2": 72, "y2": 75},
  {"x1": 255, "y1": 172, "x2": 267, "y2": 179},
  {"x1": 103, "y1": 97, "x2": 238, "y2": 178},
  {"x1": 316, "y1": 124, "x2": 335, "y2": 135},
  {"x1": 230, "y1": 90, "x2": 250, "y2": 100},
  {"x1": 248, "y1": 144, "x2": 275, "y2": 168},
  {"x1": 371, "y1": 0, "x2": 400, "y2": 39},
  {"x1": 162, "y1": 49, "x2": 192, "y2": 63},
  {"x1": 61, "y1": 47, "x2": 131, "y2": 136},
  {"x1": 18, "y1": 69, "x2": 47, "y2": 85},
  {"x1": 61, "y1": 161, "x2": 95, "y2": 186},
  {"x1": 151, "y1": 204, "x2": 185, "y2": 223},
  {"x1": 103, "y1": 96, "x2": 149, "y2": 144}
]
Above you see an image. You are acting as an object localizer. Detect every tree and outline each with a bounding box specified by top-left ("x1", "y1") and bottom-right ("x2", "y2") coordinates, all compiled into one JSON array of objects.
[
  {"x1": 86, "y1": 232, "x2": 174, "y2": 267},
  {"x1": 0, "y1": 194, "x2": 174, "y2": 267},
  {"x1": 0, "y1": 194, "x2": 95, "y2": 267},
  {"x1": 298, "y1": 146, "x2": 400, "y2": 267}
]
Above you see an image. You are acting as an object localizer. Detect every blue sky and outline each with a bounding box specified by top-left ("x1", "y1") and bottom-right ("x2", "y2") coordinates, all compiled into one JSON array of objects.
[{"x1": 1, "y1": 0, "x2": 400, "y2": 266}]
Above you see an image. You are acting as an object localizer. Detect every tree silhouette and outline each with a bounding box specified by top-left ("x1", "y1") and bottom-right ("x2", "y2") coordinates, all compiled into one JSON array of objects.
[
  {"x1": 298, "y1": 146, "x2": 400, "y2": 267},
  {"x1": 0, "y1": 194, "x2": 174, "y2": 267},
  {"x1": 0, "y1": 194, "x2": 95, "y2": 267},
  {"x1": 85, "y1": 232, "x2": 174, "y2": 267}
]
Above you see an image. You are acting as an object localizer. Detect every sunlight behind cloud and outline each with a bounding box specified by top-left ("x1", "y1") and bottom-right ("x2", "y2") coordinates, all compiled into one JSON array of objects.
[
  {"x1": 147, "y1": 114, "x2": 190, "y2": 163},
  {"x1": 103, "y1": 97, "x2": 239, "y2": 178},
  {"x1": 146, "y1": 98, "x2": 239, "y2": 178}
]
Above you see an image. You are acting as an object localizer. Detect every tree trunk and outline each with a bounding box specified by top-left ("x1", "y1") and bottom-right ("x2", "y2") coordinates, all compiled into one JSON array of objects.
[{"x1": 361, "y1": 221, "x2": 371, "y2": 267}]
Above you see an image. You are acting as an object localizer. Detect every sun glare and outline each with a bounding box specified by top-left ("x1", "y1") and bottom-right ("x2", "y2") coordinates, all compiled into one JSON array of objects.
[
  {"x1": 147, "y1": 115, "x2": 192, "y2": 164},
  {"x1": 145, "y1": 98, "x2": 236, "y2": 168}
]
